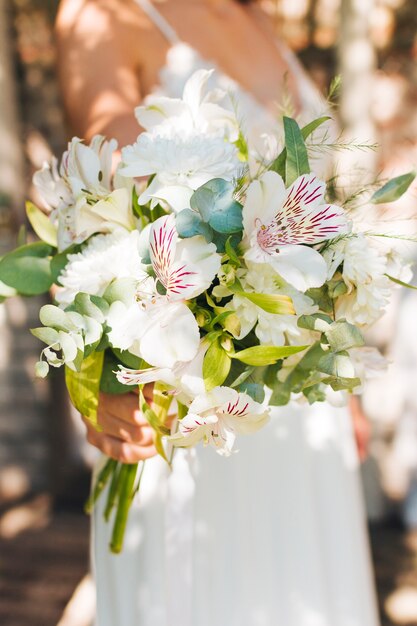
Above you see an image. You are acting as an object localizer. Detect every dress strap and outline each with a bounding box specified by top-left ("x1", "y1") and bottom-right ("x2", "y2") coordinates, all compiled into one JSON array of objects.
[{"x1": 134, "y1": 0, "x2": 181, "y2": 45}]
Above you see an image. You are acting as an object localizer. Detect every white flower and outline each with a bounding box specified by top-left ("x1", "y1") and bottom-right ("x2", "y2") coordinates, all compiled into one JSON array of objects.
[
  {"x1": 116, "y1": 341, "x2": 207, "y2": 402},
  {"x1": 107, "y1": 216, "x2": 220, "y2": 369},
  {"x1": 120, "y1": 128, "x2": 239, "y2": 212},
  {"x1": 324, "y1": 234, "x2": 392, "y2": 326},
  {"x1": 33, "y1": 136, "x2": 135, "y2": 251},
  {"x1": 169, "y1": 386, "x2": 270, "y2": 456},
  {"x1": 230, "y1": 263, "x2": 317, "y2": 345},
  {"x1": 33, "y1": 157, "x2": 73, "y2": 212},
  {"x1": 136, "y1": 69, "x2": 239, "y2": 141},
  {"x1": 56, "y1": 230, "x2": 148, "y2": 307},
  {"x1": 149, "y1": 214, "x2": 221, "y2": 301},
  {"x1": 242, "y1": 171, "x2": 350, "y2": 291}
]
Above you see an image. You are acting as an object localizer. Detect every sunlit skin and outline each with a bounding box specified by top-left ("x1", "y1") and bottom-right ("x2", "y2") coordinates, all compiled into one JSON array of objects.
[{"x1": 56, "y1": 0, "x2": 369, "y2": 462}]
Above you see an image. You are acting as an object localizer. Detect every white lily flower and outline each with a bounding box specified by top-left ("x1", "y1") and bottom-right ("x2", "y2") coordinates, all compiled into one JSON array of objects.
[
  {"x1": 107, "y1": 216, "x2": 220, "y2": 369},
  {"x1": 120, "y1": 127, "x2": 239, "y2": 212},
  {"x1": 242, "y1": 171, "x2": 350, "y2": 291},
  {"x1": 169, "y1": 386, "x2": 270, "y2": 456},
  {"x1": 136, "y1": 69, "x2": 239, "y2": 141},
  {"x1": 33, "y1": 157, "x2": 73, "y2": 212}
]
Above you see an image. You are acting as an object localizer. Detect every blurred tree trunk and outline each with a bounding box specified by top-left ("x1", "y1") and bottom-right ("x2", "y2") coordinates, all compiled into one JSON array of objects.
[
  {"x1": 337, "y1": 0, "x2": 377, "y2": 185},
  {"x1": 0, "y1": 0, "x2": 24, "y2": 223}
]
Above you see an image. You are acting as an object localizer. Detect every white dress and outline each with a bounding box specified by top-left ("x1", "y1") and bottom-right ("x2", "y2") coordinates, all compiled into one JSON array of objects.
[{"x1": 93, "y1": 3, "x2": 380, "y2": 625}]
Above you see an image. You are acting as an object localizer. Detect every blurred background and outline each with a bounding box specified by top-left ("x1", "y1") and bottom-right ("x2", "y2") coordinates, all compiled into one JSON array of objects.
[{"x1": 1, "y1": 0, "x2": 417, "y2": 624}]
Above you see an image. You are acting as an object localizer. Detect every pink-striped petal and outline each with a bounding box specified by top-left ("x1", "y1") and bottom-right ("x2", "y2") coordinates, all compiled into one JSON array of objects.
[{"x1": 257, "y1": 174, "x2": 349, "y2": 252}]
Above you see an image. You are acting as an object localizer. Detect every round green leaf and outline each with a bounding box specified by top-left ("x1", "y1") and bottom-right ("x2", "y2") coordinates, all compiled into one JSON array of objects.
[{"x1": 0, "y1": 242, "x2": 53, "y2": 295}]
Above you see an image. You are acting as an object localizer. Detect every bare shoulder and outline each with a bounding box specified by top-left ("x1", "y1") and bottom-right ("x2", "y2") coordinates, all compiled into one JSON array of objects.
[{"x1": 55, "y1": 0, "x2": 157, "y2": 62}]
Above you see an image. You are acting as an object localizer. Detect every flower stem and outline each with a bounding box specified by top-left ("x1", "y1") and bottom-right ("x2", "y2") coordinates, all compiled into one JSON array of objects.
[
  {"x1": 84, "y1": 458, "x2": 117, "y2": 515},
  {"x1": 104, "y1": 462, "x2": 122, "y2": 522},
  {"x1": 110, "y1": 463, "x2": 138, "y2": 554}
]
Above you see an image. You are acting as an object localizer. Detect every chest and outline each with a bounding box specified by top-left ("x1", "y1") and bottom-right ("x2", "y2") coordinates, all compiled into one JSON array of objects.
[{"x1": 136, "y1": 3, "x2": 300, "y2": 111}]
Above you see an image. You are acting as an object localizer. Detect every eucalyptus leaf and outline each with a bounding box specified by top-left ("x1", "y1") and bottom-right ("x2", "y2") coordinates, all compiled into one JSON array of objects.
[
  {"x1": 238, "y1": 382, "x2": 265, "y2": 403},
  {"x1": 30, "y1": 326, "x2": 60, "y2": 345},
  {"x1": 39, "y1": 304, "x2": 78, "y2": 332},
  {"x1": 325, "y1": 322, "x2": 364, "y2": 352},
  {"x1": 0, "y1": 242, "x2": 53, "y2": 295},
  {"x1": 371, "y1": 171, "x2": 416, "y2": 204},
  {"x1": 233, "y1": 344, "x2": 308, "y2": 366},
  {"x1": 65, "y1": 351, "x2": 105, "y2": 427},
  {"x1": 175, "y1": 209, "x2": 213, "y2": 241},
  {"x1": 25, "y1": 201, "x2": 57, "y2": 247},
  {"x1": 297, "y1": 313, "x2": 333, "y2": 333},
  {"x1": 103, "y1": 277, "x2": 138, "y2": 305},
  {"x1": 74, "y1": 293, "x2": 106, "y2": 322},
  {"x1": 190, "y1": 179, "x2": 243, "y2": 234}
]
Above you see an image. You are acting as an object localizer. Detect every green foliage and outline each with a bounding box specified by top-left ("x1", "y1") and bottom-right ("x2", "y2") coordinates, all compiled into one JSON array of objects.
[
  {"x1": 270, "y1": 116, "x2": 329, "y2": 180},
  {"x1": 324, "y1": 321, "x2": 364, "y2": 352},
  {"x1": 232, "y1": 344, "x2": 308, "y2": 366},
  {"x1": 190, "y1": 178, "x2": 243, "y2": 237},
  {"x1": 175, "y1": 209, "x2": 213, "y2": 241},
  {"x1": 100, "y1": 350, "x2": 131, "y2": 395},
  {"x1": 283, "y1": 116, "x2": 311, "y2": 186},
  {"x1": 0, "y1": 242, "x2": 53, "y2": 295},
  {"x1": 371, "y1": 171, "x2": 416, "y2": 204},
  {"x1": 65, "y1": 351, "x2": 105, "y2": 427},
  {"x1": 203, "y1": 338, "x2": 232, "y2": 390},
  {"x1": 25, "y1": 201, "x2": 57, "y2": 247}
]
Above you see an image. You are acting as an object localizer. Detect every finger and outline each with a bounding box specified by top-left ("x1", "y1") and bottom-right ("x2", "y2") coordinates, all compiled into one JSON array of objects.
[
  {"x1": 97, "y1": 411, "x2": 154, "y2": 445},
  {"x1": 98, "y1": 392, "x2": 149, "y2": 426},
  {"x1": 84, "y1": 418, "x2": 157, "y2": 462}
]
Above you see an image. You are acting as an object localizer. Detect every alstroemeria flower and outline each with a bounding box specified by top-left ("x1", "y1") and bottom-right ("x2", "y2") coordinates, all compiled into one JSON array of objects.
[
  {"x1": 243, "y1": 171, "x2": 350, "y2": 291},
  {"x1": 116, "y1": 341, "x2": 208, "y2": 402},
  {"x1": 107, "y1": 216, "x2": 221, "y2": 369},
  {"x1": 169, "y1": 387, "x2": 270, "y2": 456},
  {"x1": 136, "y1": 69, "x2": 239, "y2": 141},
  {"x1": 33, "y1": 136, "x2": 135, "y2": 251}
]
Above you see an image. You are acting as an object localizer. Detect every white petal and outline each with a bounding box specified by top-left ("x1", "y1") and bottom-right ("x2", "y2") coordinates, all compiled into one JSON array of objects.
[
  {"x1": 243, "y1": 171, "x2": 286, "y2": 237},
  {"x1": 270, "y1": 245, "x2": 327, "y2": 291},
  {"x1": 140, "y1": 302, "x2": 200, "y2": 368}
]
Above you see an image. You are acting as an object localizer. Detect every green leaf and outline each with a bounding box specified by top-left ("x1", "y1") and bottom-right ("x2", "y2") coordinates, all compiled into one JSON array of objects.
[
  {"x1": 321, "y1": 375, "x2": 361, "y2": 392},
  {"x1": 325, "y1": 322, "x2": 364, "y2": 352},
  {"x1": 111, "y1": 348, "x2": 145, "y2": 370},
  {"x1": 224, "y1": 237, "x2": 241, "y2": 266},
  {"x1": 0, "y1": 242, "x2": 53, "y2": 295},
  {"x1": 203, "y1": 338, "x2": 232, "y2": 390},
  {"x1": 233, "y1": 344, "x2": 308, "y2": 366},
  {"x1": 0, "y1": 279, "x2": 17, "y2": 298},
  {"x1": 30, "y1": 326, "x2": 60, "y2": 345},
  {"x1": 297, "y1": 313, "x2": 333, "y2": 333},
  {"x1": 190, "y1": 179, "x2": 243, "y2": 234},
  {"x1": 271, "y1": 117, "x2": 330, "y2": 177},
  {"x1": 65, "y1": 351, "x2": 105, "y2": 427},
  {"x1": 74, "y1": 293, "x2": 107, "y2": 322},
  {"x1": 25, "y1": 201, "x2": 57, "y2": 247},
  {"x1": 100, "y1": 350, "x2": 130, "y2": 395},
  {"x1": 39, "y1": 304, "x2": 77, "y2": 332},
  {"x1": 284, "y1": 116, "x2": 310, "y2": 186},
  {"x1": 175, "y1": 209, "x2": 213, "y2": 241},
  {"x1": 386, "y1": 274, "x2": 417, "y2": 291},
  {"x1": 238, "y1": 382, "x2": 265, "y2": 403},
  {"x1": 103, "y1": 277, "x2": 138, "y2": 305},
  {"x1": 318, "y1": 352, "x2": 356, "y2": 378},
  {"x1": 236, "y1": 290, "x2": 295, "y2": 315},
  {"x1": 371, "y1": 171, "x2": 416, "y2": 204}
]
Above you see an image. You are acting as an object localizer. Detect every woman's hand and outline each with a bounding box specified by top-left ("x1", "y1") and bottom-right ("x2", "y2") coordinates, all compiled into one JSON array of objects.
[{"x1": 83, "y1": 387, "x2": 157, "y2": 463}]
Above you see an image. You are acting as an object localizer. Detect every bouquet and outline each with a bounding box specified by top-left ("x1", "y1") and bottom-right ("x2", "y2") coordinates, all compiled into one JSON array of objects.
[{"x1": 1, "y1": 69, "x2": 415, "y2": 552}]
